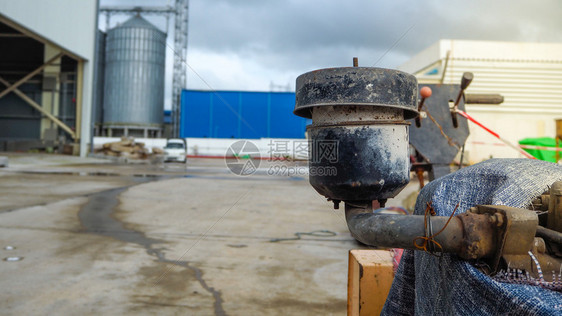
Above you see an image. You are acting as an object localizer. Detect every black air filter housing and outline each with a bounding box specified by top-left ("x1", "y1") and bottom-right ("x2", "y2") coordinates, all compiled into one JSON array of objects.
[{"x1": 295, "y1": 67, "x2": 418, "y2": 203}]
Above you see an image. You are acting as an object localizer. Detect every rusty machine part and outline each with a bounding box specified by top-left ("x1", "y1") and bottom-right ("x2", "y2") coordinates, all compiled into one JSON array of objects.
[
  {"x1": 410, "y1": 73, "x2": 505, "y2": 181},
  {"x1": 450, "y1": 72, "x2": 473, "y2": 128},
  {"x1": 344, "y1": 202, "x2": 535, "y2": 262},
  {"x1": 409, "y1": 81, "x2": 470, "y2": 181},
  {"x1": 294, "y1": 63, "x2": 418, "y2": 207},
  {"x1": 294, "y1": 62, "x2": 562, "y2": 282},
  {"x1": 344, "y1": 186, "x2": 562, "y2": 280}
]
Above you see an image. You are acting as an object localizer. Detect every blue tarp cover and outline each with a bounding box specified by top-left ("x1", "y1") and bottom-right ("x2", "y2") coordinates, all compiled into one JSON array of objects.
[{"x1": 382, "y1": 159, "x2": 562, "y2": 315}]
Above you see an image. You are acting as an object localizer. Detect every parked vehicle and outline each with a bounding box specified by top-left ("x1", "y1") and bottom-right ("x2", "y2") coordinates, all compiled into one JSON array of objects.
[{"x1": 164, "y1": 138, "x2": 187, "y2": 163}]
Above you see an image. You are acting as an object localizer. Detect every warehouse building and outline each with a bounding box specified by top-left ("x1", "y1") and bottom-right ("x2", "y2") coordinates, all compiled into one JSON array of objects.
[
  {"x1": 180, "y1": 90, "x2": 309, "y2": 139},
  {"x1": 399, "y1": 39, "x2": 562, "y2": 162},
  {"x1": 0, "y1": 1, "x2": 98, "y2": 156}
]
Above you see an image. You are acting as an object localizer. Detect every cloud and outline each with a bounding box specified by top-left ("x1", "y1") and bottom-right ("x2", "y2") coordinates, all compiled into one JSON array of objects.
[
  {"x1": 100, "y1": 0, "x2": 562, "y2": 108},
  {"x1": 187, "y1": 0, "x2": 562, "y2": 72}
]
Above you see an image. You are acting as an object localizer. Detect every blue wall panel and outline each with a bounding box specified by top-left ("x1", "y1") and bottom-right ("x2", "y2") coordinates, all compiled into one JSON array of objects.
[
  {"x1": 180, "y1": 90, "x2": 310, "y2": 139},
  {"x1": 181, "y1": 91, "x2": 211, "y2": 137},
  {"x1": 240, "y1": 92, "x2": 268, "y2": 138},
  {"x1": 211, "y1": 91, "x2": 238, "y2": 138}
]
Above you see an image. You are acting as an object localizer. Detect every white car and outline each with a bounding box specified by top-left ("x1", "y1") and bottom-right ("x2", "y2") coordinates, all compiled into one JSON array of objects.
[{"x1": 164, "y1": 138, "x2": 187, "y2": 163}]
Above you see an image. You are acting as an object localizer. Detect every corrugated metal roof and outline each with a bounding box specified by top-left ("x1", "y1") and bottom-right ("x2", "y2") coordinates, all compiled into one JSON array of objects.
[{"x1": 114, "y1": 15, "x2": 164, "y2": 34}]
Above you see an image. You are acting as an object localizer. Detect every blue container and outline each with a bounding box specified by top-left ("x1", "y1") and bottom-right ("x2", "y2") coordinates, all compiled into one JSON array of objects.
[{"x1": 180, "y1": 90, "x2": 310, "y2": 138}]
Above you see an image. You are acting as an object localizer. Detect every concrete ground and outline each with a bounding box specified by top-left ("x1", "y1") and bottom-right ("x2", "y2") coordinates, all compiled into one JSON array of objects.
[{"x1": 0, "y1": 153, "x2": 417, "y2": 315}]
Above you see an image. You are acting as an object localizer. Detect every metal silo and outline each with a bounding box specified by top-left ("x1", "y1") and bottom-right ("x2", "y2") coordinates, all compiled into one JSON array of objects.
[{"x1": 103, "y1": 15, "x2": 166, "y2": 137}]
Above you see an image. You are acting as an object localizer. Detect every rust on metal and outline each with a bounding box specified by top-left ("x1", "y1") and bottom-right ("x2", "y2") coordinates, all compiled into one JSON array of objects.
[
  {"x1": 415, "y1": 167, "x2": 425, "y2": 188},
  {"x1": 457, "y1": 211, "x2": 496, "y2": 259},
  {"x1": 470, "y1": 205, "x2": 538, "y2": 271}
]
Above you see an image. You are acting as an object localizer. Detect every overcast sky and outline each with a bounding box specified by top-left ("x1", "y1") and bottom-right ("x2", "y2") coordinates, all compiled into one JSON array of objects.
[{"x1": 100, "y1": 0, "x2": 562, "y2": 109}]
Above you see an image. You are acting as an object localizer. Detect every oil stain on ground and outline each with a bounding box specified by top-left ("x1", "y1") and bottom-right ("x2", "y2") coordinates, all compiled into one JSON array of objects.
[{"x1": 78, "y1": 185, "x2": 226, "y2": 316}]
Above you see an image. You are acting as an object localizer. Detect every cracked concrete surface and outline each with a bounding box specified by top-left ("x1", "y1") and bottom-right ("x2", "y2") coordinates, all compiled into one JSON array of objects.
[
  {"x1": 0, "y1": 153, "x2": 415, "y2": 315},
  {"x1": 0, "y1": 154, "x2": 360, "y2": 315}
]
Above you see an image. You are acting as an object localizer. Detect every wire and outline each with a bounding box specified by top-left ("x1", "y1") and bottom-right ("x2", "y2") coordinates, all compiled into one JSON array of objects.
[
  {"x1": 413, "y1": 202, "x2": 459, "y2": 256},
  {"x1": 163, "y1": 41, "x2": 259, "y2": 136},
  {"x1": 371, "y1": 23, "x2": 416, "y2": 67},
  {"x1": 421, "y1": 102, "x2": 460, "y2": 150}
]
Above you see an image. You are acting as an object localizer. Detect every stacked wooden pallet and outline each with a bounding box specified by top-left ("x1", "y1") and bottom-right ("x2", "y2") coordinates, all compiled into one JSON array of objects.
[{"x1": 96, "y1": 137, "x2": 153, "y2": 160}]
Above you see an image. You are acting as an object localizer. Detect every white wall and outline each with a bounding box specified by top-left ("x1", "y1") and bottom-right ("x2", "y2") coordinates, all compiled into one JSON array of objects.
[
  {"x1": 0, "y1": 0, "x2": 99, "y2": 157},
  {"x1": 94, "y1": 137, "x2": 310, "y2": 160},
  {"x1": 0, "y1": 1, "x2": 98, "y2": 60}
]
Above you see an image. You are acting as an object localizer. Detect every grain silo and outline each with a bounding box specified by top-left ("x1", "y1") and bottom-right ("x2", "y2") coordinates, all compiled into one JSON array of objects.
[{"x1": 102, "y1": 15, "x2": 166, "y2": 138}]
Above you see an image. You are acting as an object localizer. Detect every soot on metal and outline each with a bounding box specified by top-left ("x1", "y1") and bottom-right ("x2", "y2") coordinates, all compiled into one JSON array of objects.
[{"x1": 294, "y1": 66, "x2": 418, "y2": 205}]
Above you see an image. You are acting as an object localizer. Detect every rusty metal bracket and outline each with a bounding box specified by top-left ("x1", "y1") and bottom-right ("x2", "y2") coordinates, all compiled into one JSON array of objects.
[
  {"x1": 0, "y1": 76, "x2": 77, "y2": 140},
  {"x1": 455, "y1": 210, "x2": 496, "y2": 260},
  {"x1": 469, "y1": 205, "x2": 538, "y2": 273}
]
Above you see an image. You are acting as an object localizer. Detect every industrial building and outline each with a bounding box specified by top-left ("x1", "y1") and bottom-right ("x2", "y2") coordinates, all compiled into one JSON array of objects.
[
  {"x1": 0, "y1": 1, "x2": 98, "y2": 156},
  {"x1": 399, "y1": 39, "x2": 562, "y2": 162},
  {"x1": 0, "y1": 1, "x2": 188, "y2": 157},
  {"x1": 2, "y1": 0, "x2": 561, "y2": 165}
]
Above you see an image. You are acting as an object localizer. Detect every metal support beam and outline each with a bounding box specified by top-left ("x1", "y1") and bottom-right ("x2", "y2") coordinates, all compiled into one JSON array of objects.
[
  {"x1": 99, "y1": 5, "x2": 175, "y2": 31},
  {"x1": 0, "y1": 33, "x2": 27, "y2": 37},
  {"x1": 172, "y1": 0, "x2": 189, "y2": 137},
  {"x1": 0, "y1": 52, "x2": 64, "y2": 99},
  {"x1": 0, "y1": 76, "x2": 76, "y2": 139},
  {"x1": 75, "y1": 59, "x2": 84, "y2": 141},
  {"x1": 104, "y1": 11, "x2": 111, "y2": 31},
  {"x1": 99, "y1": 6, "x2": 175, "y2": 14},
  {"x1": 440, "y1": 50, "x2": 450, "y2": 84}
]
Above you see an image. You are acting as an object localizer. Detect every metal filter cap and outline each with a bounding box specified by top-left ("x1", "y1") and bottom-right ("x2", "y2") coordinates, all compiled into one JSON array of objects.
[{"x1": 294, "y1": 67, "x2": 419, "y2": 119}]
